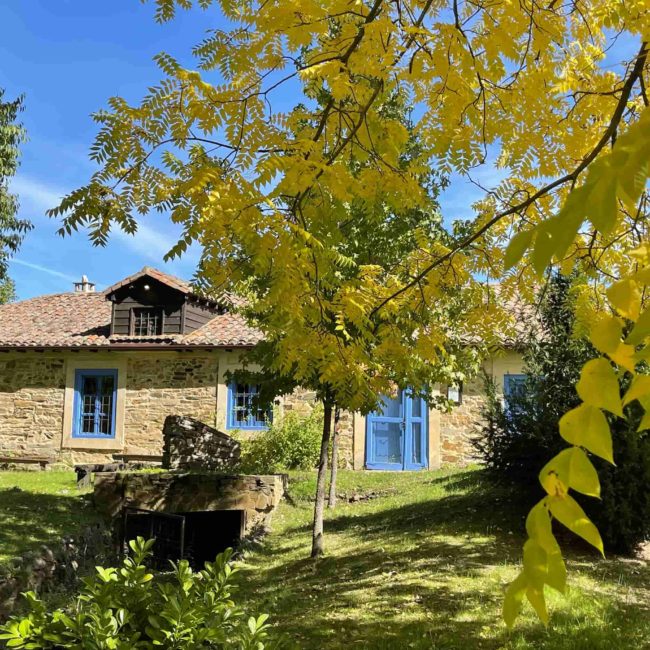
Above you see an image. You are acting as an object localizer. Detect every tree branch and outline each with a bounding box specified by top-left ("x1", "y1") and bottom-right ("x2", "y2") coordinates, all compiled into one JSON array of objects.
[{"x1": 369, "y1": 41, "x2": 649, "y2": 318}]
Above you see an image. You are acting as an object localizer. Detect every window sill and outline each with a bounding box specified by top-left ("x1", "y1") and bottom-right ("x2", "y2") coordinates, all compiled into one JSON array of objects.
[{"x1": 62, "y1": 437, "x2": 124, "y2": 451}]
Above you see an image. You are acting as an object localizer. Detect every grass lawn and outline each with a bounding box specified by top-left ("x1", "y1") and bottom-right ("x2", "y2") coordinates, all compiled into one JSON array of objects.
[
  {"x1": 0, "y1": 471, "x2": 98, "y2": 562},
  {"x1": 236, "y1": 467, "x2": 650, "y2": 649}
]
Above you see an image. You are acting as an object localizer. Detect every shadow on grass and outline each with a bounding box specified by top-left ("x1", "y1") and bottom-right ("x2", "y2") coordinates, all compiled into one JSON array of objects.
[
  {"x1": 0, "y1": 488, "x2": 98, "y2": 561},
  {"x1": 238, "y1": 472, "x2": 650, "y2": 649}
]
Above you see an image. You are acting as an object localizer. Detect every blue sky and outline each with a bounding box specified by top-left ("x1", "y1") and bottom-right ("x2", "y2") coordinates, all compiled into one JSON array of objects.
[{"x1": 1, "y1": 0, "x2": 500, "y2": 299}]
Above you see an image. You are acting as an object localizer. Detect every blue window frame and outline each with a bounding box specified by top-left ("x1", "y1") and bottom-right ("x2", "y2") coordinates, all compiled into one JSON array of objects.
[
  {"x1": 73, "y1": 369, "x2": 118, "y2": 438},
  {"x1": 365, "y1": 389, "x2": 428, "y2": 471},
  {"x1": 226, "y1": 382, "x2": 272, "y2": 430},
  {"x1": 504, "y1": 374, "x2": 527, "y2": 413}
]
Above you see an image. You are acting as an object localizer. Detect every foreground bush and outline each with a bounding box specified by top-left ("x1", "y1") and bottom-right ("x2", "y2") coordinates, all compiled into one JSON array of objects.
[
  {"x1": 475, "y1": 274, "x2": 650, "y2": 554},
  {"x1": 236, "y1": 406, "x2": 323, "y2": 474},
  {"x1": 0, "y1": 538, "x2": 278, "y2": 649}
]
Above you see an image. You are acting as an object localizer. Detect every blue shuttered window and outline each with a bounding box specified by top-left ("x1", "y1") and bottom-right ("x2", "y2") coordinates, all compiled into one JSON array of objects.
[
  {"x1": 227, "y1": 382, "x2": 272, "y2": 430},
  {"x1": 73, "y1": 369, "x2": 118, "y2": 438}
]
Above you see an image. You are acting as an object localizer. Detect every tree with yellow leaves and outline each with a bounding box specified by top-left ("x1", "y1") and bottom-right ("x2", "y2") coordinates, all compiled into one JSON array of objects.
[{"x1": 50, "y1": 0, "x2": 650, "y2": 625}]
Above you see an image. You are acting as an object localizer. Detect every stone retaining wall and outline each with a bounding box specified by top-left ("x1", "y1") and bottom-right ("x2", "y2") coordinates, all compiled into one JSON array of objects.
[{"x1": 94, "y1": 472, "x2": 286, "y2": 535}]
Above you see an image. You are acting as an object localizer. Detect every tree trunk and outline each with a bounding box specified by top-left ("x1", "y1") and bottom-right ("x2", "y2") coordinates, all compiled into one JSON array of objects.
[
  {"x1": 311, "y1": 399, "x2": 333, "y2": 558},
  {"x1": 328, "y1": 407, "x2": 340, "y2": 509}
]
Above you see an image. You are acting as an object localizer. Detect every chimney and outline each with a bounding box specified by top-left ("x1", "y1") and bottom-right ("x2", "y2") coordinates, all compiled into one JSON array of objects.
[{"x1": 74, "y1": 275, "x2": 96, "y2": 293}]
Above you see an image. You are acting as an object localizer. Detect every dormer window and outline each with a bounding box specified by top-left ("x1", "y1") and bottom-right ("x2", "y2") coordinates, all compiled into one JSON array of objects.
[
  {"x1": 132, "y1": 308, "x2": 162, "y2": 336},
  {"x1": 106, "y1": 268, "x2": 221, "y2": 337}
]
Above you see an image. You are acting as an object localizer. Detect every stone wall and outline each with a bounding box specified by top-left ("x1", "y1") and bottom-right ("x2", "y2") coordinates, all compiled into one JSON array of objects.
[
  {"x1": 438, "y1": 378, "x2": 487, "y2": 465},
  {"x1": 162, "y1": 415, "x2": 240, "y2": 471},
  {"x1": 123, "y1": 354, "x2": 219, "y2": 456},
  {"x1": 0, "y1": 352, "x2": 220, "y2": 464},
  {"x1": 94, "y1": 472, "x2": 286, "y2": 535},
  {"x1": 0, "y1": 356, "x2": 65, "y2": 459}
]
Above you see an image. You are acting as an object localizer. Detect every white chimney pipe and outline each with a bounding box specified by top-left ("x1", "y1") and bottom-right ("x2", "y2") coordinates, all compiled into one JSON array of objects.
[{"x1": 74, "y1": 275, "x2": 96, "y2": 293}]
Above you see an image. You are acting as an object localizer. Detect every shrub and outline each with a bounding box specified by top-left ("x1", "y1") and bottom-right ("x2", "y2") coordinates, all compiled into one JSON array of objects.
[
  {"x1": 0, "y1": 538, "x2": 279, "y2": 649},
  {"x1": 474, "y1": 274, "x2": 650, "y2": 554},
  {"x1": 235, "y1": 406, "x2": 323, "y2": 474}
]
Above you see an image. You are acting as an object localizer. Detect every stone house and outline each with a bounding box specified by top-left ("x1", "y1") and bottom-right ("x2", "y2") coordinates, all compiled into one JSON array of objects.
[{"x1": 0, "y1": 267, "x2": 525, "y2": 469}]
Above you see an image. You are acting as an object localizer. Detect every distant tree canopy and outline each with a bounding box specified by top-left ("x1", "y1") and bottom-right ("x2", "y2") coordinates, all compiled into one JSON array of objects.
[
  {"x1": 0, "y1": 89, "x2": 31, "y2": 292},
  {"x1": 0, "y1": 277, "x2": 16, "y2": 304}
]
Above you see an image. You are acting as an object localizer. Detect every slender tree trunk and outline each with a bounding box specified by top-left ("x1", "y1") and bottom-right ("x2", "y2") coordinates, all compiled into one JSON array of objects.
[
  {"x1": 311, "y1": 399, "x2": 333, "y2": 558},
  {"x1": 328, "y1": 407, "x2": 340, "y2": 509}
]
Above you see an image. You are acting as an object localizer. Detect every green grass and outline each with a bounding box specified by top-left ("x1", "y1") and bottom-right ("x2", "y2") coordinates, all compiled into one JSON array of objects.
[
  {"x1": 0, "y1": 471, "x2": 99, "y2": 562},
  {"x1": 236, "y1": 468, "x2": 650, "y2": 649}
]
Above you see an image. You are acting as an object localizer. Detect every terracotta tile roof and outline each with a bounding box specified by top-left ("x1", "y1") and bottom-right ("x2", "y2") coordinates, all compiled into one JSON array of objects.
[
  {"x1": 0, "y1": 269, "x2": 533, "y2": 351},
  {"x1": 0, "y1": 284, "x2": 261, "y2": 350}
]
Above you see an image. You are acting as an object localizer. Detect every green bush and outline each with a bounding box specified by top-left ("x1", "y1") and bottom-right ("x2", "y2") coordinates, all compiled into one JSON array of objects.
[
  {"x1": 474, "y1": 274, "x2": 650, "y2": 554},
  {"x1": 0, "y1": 538, "x2": 279, "y2": 649},
  {"x1": 235, "y1": 407, "x2": 323, "y2": 474}
]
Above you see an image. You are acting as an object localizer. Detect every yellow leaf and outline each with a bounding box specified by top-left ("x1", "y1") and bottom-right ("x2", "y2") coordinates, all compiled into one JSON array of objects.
[
  {"x1": 558, "y1": 403, "x2": 613, "y2": 463},
  {"x1": 539, "y1": 447, "x2": 600, "y2": 498},
  {"x1": 576, "y1": 358, "x2": 623, "y2": 417},
  {"x1": 532, "y1": 226, "x2": 554, "y2": 277},
  {"x1": 609, "y1": 343, "x2": 637, "y2": 374},
  {"x1": 525, "y1": 501, "x2": 559, "y2": 555},
  {"x1": 590, "y1": 315, "x2": 623, "y2": 355},
  {"x1": 638, "y1": 410, "x2": 650, "y2": 432},
  {"x1": 622, "y1": 375, "x2": 650, "y2": 406},
  {"x1": 546, "y1": 551, "x2": 566, "y2": 594},
  {"x1": 526, "y1": 586, "x2": 549, "y2": 626},
  {"x1": 523, "y1": 539, "x2": 547, "y2": 588},
  {"x1": 503, "y1": 572, "x2": 527, "y2": 628},
  {"x1": 504, "y1": 229, "x2": 534, "y2": 269},
  {"x1": 626, "y1": 305, "x2": 650, "y2": 345},
  {"x1": 607, "y1": 279, "x2": 641, "y2": 320},
  {"x1": 548, "y1": 494, "x2": 604, "y2": 555}
]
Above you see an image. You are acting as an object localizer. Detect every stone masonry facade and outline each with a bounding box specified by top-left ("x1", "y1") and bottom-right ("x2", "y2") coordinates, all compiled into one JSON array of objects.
[
  {"x1": 0, "y1": 356, "x2": 66, "y2": 458},
  {"x1": 0, "y1": 350, "x2": 503, "y2": 469},
  {"x1": 124, "y1": 355, "x2": 219, "y2": 456},
  {"x1": 438, "y1": 378, "x2": 487, "y2": 465}
]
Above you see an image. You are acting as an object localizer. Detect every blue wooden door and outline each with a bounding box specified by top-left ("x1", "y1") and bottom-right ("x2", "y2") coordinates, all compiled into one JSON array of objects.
[{"x1": 366, "y1": 390, "x2": 428, "y2": 470}]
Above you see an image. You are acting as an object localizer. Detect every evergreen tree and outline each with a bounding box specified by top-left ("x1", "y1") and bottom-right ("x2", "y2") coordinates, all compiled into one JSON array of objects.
[
  {"x1": 476, "y1": 274, "x2": 650, "y2": 554},
  {"x1": 0, "y1": 90, "x2": 31, "y2": 290}
]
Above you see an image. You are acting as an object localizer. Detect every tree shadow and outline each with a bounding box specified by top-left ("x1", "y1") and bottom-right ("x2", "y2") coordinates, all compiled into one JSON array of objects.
[
  {"x1": 0, "y1": 487, "x2": 99, "y2": 561},
  {"x1": 237, "y1": 473, "x2": 650, "y2": 649}
]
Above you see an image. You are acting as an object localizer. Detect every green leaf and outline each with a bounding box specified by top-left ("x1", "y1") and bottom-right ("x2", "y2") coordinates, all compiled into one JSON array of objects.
[
  {"x1": 548, "y1": 494, "x2": 604, "y2": 555},
  {"x1": 504, "y1": 228, "x2": 534, "y2": 269},
  {"x1": 558, "y1": 403, "x2": 614, "y2": 463},
  {"x1": 576, "y1": 358, "x2": 623, "y2": 417}
]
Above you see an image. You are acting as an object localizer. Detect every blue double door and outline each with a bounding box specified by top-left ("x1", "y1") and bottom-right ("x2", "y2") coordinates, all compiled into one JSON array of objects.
[{"x1": 366, "y1": 390, "x2": 428, "y2": 470}]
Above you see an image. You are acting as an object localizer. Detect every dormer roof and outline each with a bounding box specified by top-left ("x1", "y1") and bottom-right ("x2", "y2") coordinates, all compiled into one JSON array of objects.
[{"x1": 0, "y1": 267, "x2": 261, "y2": 350}]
